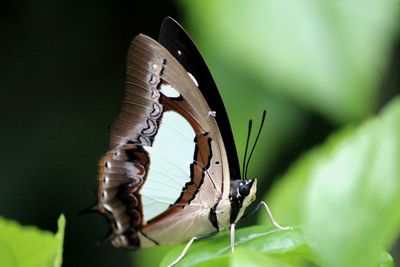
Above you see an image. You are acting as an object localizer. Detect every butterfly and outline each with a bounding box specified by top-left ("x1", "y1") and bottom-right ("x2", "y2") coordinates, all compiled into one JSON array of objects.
[{"x1": 93, "y1": 17, "x2": 290, "y2": 266}]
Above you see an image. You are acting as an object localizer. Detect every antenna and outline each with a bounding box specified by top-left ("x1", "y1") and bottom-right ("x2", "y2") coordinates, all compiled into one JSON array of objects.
[
  {"x1": 242, "y1": 119, "x2": 253, "y2": 179},
  {"x1": 244, "y1": 110, "x2": 267, "y2": 178}
]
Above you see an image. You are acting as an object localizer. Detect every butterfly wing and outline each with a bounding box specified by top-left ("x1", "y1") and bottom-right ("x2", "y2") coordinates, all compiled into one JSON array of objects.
[{"x1": 97, "y1": 19, "x2": 238, "y2": 248}]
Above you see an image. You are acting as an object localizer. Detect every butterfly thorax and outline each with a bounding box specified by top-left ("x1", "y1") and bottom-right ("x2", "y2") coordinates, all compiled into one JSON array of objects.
[{"x1": 215, "y1": 179, "x2": 257, "y2": 229}]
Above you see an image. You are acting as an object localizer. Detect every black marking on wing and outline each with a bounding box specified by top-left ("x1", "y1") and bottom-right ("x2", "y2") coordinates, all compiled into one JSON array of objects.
[
  {"x1": 140, "y1": 230, "x2": 159, "y2": 246},
  {"x1": 209, "y1": 203, "x2": 219, "y2": 230}
]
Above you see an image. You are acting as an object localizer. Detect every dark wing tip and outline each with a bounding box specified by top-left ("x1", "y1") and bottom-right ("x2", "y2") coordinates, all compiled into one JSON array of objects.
[
  {"x1": 161, "y1": 16, "x2": 180, "y2": 28},
  {"x1": 159, "y1": 16, "x2": 192, "y2": 44}
]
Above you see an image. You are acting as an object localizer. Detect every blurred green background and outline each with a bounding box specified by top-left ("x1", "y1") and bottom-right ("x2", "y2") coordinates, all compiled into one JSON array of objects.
[{"x1": 0, "y1": 0, "x2": 399, "y2": 267}]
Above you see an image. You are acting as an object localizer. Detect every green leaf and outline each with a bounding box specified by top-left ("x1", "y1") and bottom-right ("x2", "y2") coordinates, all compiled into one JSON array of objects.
[
  {"x1": 53, "y1": 216, "x2": 65, "y2": 267},
  {"x1": 305, "y1": 98, "x2": 400, "y2": 266},
  {"x1": 230, "y1": 248, "x2": 300, "y2": 267},
  {"x1": 0, "y1": 215, "x2": 65, "y2": 267},
  {"x1": 157, "y1": 226, "x2": 391, "y2": 266},
  {"x1": 263, "y1": 126, "x2": 356, "y2": 226},
  {"x1": 160, "y1": 226, "x2": 314, "y2": 267},
  {"x1": 375, "y1": 251, "x2": 394, "y2": 267},
  {"x1": 264, "y1": 97, "x2": 400, "y2": 267},
  {"x1": 133, "y1": 245, "x2": 173, "y2": 267},
  {"x1": 181, "y1": 0, "x2": 400, "y2": 123}
]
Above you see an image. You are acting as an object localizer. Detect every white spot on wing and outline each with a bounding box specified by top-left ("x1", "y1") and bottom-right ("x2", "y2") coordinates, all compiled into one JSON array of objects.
[
  {"x1": 187, "y1": 72, "x2": 199, "y2": 87},
  {"x1": 160, "y1": 84, "x2": 181, "y2": 98},
  {"x1": 208, "y1": 111, "x2": 217, "y2": 117},
  {"x1": 140, "y1": 111, "x2": 195, "y2": 222}
]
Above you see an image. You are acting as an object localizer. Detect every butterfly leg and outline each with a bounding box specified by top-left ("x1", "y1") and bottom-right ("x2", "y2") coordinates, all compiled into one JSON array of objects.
[
  {"x1": 259, "y1": 201, "x2": 291, "y2": 230},
  {"x1": 168, "y1": 231, "x2": 219, "y2": 267},
  {"x1": 244, "y1": 201, "x2": 292, "y2": 230},
  {"x1": 230, "y1": 223, "x2": 236, "y2": 253}
]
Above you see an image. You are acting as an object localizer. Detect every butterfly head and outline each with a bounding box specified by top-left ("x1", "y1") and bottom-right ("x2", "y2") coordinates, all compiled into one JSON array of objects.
[{"x1": 229, "y1": 179, "x2": 257, "y2": 224}]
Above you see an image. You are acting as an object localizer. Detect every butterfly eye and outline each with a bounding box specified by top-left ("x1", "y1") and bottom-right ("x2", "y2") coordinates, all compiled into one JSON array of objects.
[{"x1": 239, "y1": 180, "x2": 253, "y2": 197}]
